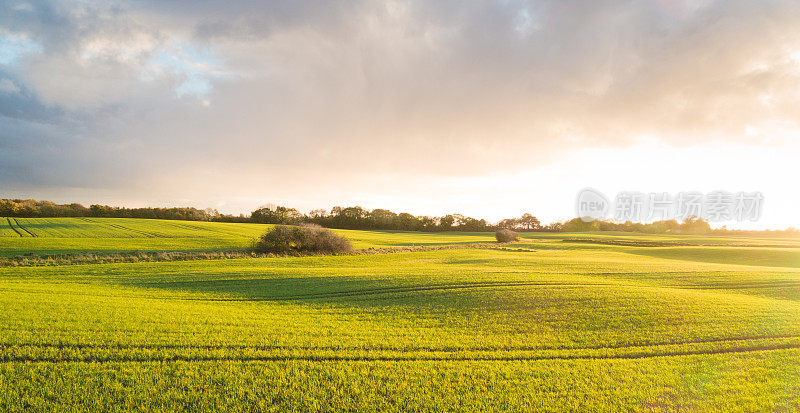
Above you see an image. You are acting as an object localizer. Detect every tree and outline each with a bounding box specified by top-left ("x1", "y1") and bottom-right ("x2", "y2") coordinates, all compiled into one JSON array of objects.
[
  {"x1": 680, "y1": 216, "x2": 711, "y2": 235},
  {"x1": 369, "y1": 209, "x2": 398, "y2": 229},
  {"x1": 331, "y1": 206, "x2": 367, "y2": 229},
  {"x1": 419, "y1": 216, "x2": 438, "y2": 232},
  {"x1": 497, "y1": 218, "x2": 519, "y2": 229},
  {"x1": 252, "y1": 224, "x2": 352, "y2": 255},
  {"x1": 0, "y1": 200, "x2": 16, "y2": 216},
  {"x1": 439, "y1": 215, "x2": 455, "y2": 230},
  {"x1": 397, "y1": 213, "x2": 420, "y2": 231},
  {"x1": 250, "y1": 205, "x2": 303, "y2": 224},
  {"x1": 562, "y1": 217, "x2": 599, "y2": 232},
  {"x1": 518, "y1": 213, "x2": 541, "y2": 230},
  {"x1": 459, "y1": 217, "x2": 488, "y2": 232}
]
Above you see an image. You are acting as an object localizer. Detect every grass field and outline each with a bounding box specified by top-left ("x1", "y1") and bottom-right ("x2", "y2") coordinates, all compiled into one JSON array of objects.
[
  {"x1": 0, "y1": 217, "x2": 496, "y2": 256},
  {"x1": 1, "y1": 218, "x2": 799, "y2": 410}
]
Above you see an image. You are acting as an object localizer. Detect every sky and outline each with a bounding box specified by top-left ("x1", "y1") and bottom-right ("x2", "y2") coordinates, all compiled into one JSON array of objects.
[{"x1": 0, "y1": 0, "x2": 798, "y2": 229}]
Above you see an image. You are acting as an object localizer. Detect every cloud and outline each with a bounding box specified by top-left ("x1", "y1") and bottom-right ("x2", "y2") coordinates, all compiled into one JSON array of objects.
[
  {"x1": 0, "y1": 78, "x2": 19, "y2": 93},
  {"x1": 1, "y1": 0, "x2": 800, "y2": 215}
]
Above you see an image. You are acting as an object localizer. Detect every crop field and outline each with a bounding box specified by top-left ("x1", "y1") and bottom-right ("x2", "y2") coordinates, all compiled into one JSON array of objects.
[
  {"x1": 1, "y1": 218, "x2": 800, "y2": 410},
  {"x1": 0, "y1": 217, "x2": 495, "y2": 257}
]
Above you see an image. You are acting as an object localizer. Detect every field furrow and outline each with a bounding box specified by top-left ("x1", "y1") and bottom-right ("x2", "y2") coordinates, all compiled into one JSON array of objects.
[
  {"x1": 11, "y1": 218, "x2": 37, "y2": 237},
  {"x1": 2, "y1": 341, "x2": 800, "y2": 364},
  {"x1": 5, "y1": 332, "x2": 800, "y2": 353},
  {"x1": 4, "y1": 218, "x2": 24, "y2": 237}
]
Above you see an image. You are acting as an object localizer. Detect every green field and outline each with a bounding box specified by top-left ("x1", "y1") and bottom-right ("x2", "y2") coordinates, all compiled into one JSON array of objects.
[
  {"x1": 1, "y1": 218, "x2": 800, "y2": 410},
  {"x1": 0, "y1": 217, "x2": 495, "y2": 256}
]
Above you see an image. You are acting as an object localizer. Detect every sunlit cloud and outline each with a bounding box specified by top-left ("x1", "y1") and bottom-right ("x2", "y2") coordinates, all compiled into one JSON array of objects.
[{"x1": 1, "y1": 0, "x2": 799, "y2": 228}]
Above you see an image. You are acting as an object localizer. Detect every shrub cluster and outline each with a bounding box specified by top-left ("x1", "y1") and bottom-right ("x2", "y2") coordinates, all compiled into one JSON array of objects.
[
  {"x1": 495, "y1": 229, "x2": 519, "y2": 243},
  {"x1": 252, "y1": 224, "x2": 353, "y2": 255}
]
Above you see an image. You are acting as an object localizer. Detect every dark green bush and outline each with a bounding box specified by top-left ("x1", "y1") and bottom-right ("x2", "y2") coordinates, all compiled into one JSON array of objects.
[
  {"x1": 495, "y1": 229, "x2": 519, "y2": 243},
  {"x1": 252, "y1": 224, "x2": 353, "y2": 255}
]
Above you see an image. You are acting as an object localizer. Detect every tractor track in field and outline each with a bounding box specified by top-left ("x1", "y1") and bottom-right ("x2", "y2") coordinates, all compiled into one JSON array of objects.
[
  {"x1": 157, "y1": 280, "x2": 800, "y2": 302},
  {"x1": 679, "y1": 281, "x2": 800, "y2": 290},
  {"x1": 102, "y1": 223, "x2": 160, "y2": 238},
  {"x1": 2, "y1": 277, "x2": 799, "y2": 303},
  {"x1": 78, "y1": 217, "x2": 164, "y2": 238},
  {"x1": 163, "y1": 221, "x2": 262, "y2": 238},
  {"x1": 2, "y1": 342, "x2": 799, "y2": 364},
  {"x1": 12, "y1": 218, "x2": 37, "y2": 237},
  {"x1": 3, "y1": 333, "x2": 800, "y2": 353},
  {"x1": 164, "y1": 222, "x2": 206, "y2": 232},
  {"x1": 166, "y1": 222, "x2": 247, "y2": 237},
  {"x1": 5, "y1": 218, "x2": 24, "y2": 237},
  {"x1": 0, "y1": 281, "x2": 616, "y2": 302},
  {"x1": 165, "y1": 221, "x2": 236, "y2": 236},
  {"x1": 173, "y1": 281, "x2": 618, "y2": 301}
]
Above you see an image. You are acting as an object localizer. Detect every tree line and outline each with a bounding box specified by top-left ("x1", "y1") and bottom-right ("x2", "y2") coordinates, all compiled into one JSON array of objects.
[
  {"x1": 3, "y1": 198, "x2": 797, "y2": 235},
  {"x1": 0, "y1": 199, "x2": 218, "y2": 221},
  {"x1": 557, "y1": 216, "x2": 799, "y2": 235},
  {"x1": 247, "y1": 205, "x2": 548, "y2": 232},
  {"x1": 0, "y1": 198, "x2": 548, "y2": 232},
  {"x1": 558, "y1": 216, "x2": 713, "y2": 234}
]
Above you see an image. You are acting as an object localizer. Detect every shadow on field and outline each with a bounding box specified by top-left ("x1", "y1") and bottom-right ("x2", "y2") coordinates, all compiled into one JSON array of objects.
[
  {"x1": 625, "y1": 247, "x2": 800, "y2": 269},
  {"x1": 103, "y1": 246, "x2": 800, "y2": 347},
  {"x1": 119, "y1": 271, "x2": 800, "y2": 342},
  {"x1": 132, "y1": 275, "x2": 390, "y2": 301},
  {"x1": 130, "y1": 274, "x2": 607, "y2": 302},
  {"x1": 125, "y1": 272, "x2": 624, "y2": 327}
]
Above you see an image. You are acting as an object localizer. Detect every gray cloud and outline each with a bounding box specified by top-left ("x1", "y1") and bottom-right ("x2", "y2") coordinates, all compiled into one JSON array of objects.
[{"x1": 1, "y1": 0, "x2": 799, "y2": 210}]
